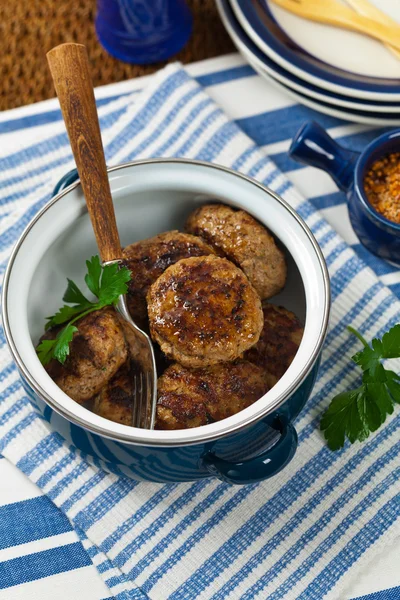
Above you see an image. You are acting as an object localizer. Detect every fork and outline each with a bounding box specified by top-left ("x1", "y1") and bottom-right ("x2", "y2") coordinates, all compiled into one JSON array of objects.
[
  {"x1": 47, "y1": 43, "x2": 157, "y2": 430},
  {"x1": 270, "y1": 0, "x2": 400, "y2": 53},
  {"x1": 116, "y1": 294, "x2": 157, "y2": 429}
]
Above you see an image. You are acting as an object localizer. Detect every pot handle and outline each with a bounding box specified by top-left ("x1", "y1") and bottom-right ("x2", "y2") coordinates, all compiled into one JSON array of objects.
[
  {"x1": 202, "y1": 416, "x2": 297, "y2": 485},
  {"x1": 52, "y1": 167, "x2": 80, "y2": 196},
  {"x1": 289, "y1": 121, "x2": 360, "y2": 192}
]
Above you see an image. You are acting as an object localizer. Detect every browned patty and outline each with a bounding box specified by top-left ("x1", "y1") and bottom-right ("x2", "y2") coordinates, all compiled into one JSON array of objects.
[
  {"x1": 186, "y1": 204, "x2": 287, "y2": 299},
  {"x1": 156, "y1": 361, "x2": 268, "y2": 430},
  {"x1": 42, "y1": 308, "x2": 128, "y2": 404},
  {"x1": 245, "y1": 303, "x2": 303, "y2": 388},
  {"x1": 147, "y1": 255, "x2": 264, "y2": 368},
  {"x1": 93, "y1": 361, "x2": 135, "y2": 425},
  {"x1": 122, "y1": 231, "x2": 215, "y2": 326}
]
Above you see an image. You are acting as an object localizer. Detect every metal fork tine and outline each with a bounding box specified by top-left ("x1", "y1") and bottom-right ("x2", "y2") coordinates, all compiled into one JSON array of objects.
[
  {"x1": 138, "y1": 373, "x2": 143, "y2": 427},
  {"x1": 146, "y1": 371, "x2": 152, "y2": 429},
  {"x1": 132, "y1": 374, "x2": 138, "y2": 427},
  {"x1": 132, "y1": 369, "x2": 154, "y2": 429},
  {"x1": 131, "y1": 368, "x2": 157, "y2": 429},
  {"x1": 137, "y1": 371, "x2": 145, "y2": 429},
  {"x1": 137, "y1": 374, "x2": 142, "y2": 428},
  {"x1": 142, "y1": 371, "x2": 148, "y2": 429},
  {"x1": 148, "y1": 370, "x2": 156, "y2": 429},
  {"x1": 116, "y1": 296, "x2": 157, "y2": 430},
  {"x1": 142, "y1": 371, "x2": 149, "y2": 429},
  {"x1": 134, "y1": 373, "x2": 140, "y2": 429},
  {"x1": 142, "y1": 371, "x2": 147, "y2": 428}
]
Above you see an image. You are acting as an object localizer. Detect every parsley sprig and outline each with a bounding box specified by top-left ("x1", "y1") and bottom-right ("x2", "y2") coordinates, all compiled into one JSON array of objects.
[
  {"x1": 37, "y1": 256, "x2": 131, "y2": 366},
  {"x1": 321, "y1": 324, "x2": 400, "y2": 451}
]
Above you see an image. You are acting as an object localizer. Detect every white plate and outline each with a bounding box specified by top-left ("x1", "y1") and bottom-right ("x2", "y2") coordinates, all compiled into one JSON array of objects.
[
  {"x1": 230, "y1": 0, "x2": 400, "y2": 101},
  {"x1": 217, "y1": 0, "x2": 400, "y2": 113},
  {"x1": 248, "y1": 56, "x2": 400, "y2": 126},
  {"x1": 269, "y1": 0, "x2": 400, "y2": 80}
]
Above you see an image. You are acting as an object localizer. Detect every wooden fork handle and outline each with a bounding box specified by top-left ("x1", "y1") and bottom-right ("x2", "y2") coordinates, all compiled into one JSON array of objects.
[{"x1": 47, "y1": 43, "x2": 121, "y2": 263}]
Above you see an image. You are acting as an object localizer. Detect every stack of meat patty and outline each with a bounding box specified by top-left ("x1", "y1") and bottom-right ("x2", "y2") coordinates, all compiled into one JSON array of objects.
[{"x1": 42, "y1": 205, "x2": 304, "y2": 430}]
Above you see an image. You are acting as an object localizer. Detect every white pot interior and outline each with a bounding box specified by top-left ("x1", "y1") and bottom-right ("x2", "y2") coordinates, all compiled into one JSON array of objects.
[{"x1": 4, "y1": 160, "x2": 329, "y2": 446}]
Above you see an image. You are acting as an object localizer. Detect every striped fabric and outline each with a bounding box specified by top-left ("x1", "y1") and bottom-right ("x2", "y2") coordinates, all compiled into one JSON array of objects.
[{"x1": 0, "y1": 57, "x2": 399, "y2": 600}]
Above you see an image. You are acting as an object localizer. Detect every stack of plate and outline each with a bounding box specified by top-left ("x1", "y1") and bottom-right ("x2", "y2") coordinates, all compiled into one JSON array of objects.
[{"x1": 216, "y1": 0, "x2": 400, "y2": 125}]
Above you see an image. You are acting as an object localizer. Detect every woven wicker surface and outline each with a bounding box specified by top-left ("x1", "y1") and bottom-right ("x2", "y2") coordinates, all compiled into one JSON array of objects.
[{"x1": 0, "y1": 0, "x2": 234, "y2": 111}]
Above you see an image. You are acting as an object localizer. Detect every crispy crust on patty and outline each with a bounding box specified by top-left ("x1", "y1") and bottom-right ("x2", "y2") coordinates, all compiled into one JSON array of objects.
[
  {"x1": 122, "y1": 231, "x2": 215, "y2": 326},
  {"x1": 93, "y1": 361, "x2": 135, "y2": 425},
  {"x1": 186, "y1": 204, "x2": 287, "y2": 299},
  {"x1": 156, "y1": 361, "x2": 268, "y2": 430},
  {"x1": 42, "y1": 308, "x2": 127, "y2": 404},
  {"x1": 245, "y1": 302, "x2": 303, "y2": 388},
  {"x1": 147, "y1": 255, "x2": 264, "y2": 368}
]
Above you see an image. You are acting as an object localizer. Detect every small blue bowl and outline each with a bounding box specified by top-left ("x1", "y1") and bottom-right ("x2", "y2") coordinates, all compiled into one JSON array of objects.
[{"x1": 289, "y1": 122, "x2": 400, "y2": 265}]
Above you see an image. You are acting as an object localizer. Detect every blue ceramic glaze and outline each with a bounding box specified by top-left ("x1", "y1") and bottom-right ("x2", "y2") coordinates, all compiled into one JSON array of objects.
[
  {"x1": 289, "y1": 122, "x2": 400, "y2": 265},
  {"x1": 52, "y1": 168, "x2": 80, "y2": 196},
  {"x1": 95, "y1": 0, "x2": 193, "y2": 64},
  {"x1": 4, "y1": 161, "x2": 329, "y2": 486},
  {"x1": 20, "y1": 359, "x2": 320, "y2": 484},
  {"x1": 14, "y1": 168, "x2": 322, "y2": 485}
]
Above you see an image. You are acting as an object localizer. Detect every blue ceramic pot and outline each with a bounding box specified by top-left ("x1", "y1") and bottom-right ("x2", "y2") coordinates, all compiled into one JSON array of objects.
[
  {"x1": 3, "y1": 159, "x2": 329, "y2": 485},
  {"x1": 20, "y1": 363, "x2": 319, "y2": 484},
  {"x1": 289, "y1": 121, "x2": 400, "y2": 265}
]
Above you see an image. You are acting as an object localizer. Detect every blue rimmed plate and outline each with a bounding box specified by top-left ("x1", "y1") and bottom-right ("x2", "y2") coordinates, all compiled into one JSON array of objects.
[
  {"x1": 250, "y1": 58, "x2": 400, "y2": 125},
  {"x1": 230, "y1": 0, "x2": 400, "y2": 101},
  {"x1": 216, "y1": 0, "x2": 400, "y2": 123}
]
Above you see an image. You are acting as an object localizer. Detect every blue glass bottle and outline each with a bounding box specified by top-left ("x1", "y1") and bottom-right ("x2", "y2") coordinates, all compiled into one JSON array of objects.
[{"x1": 95, "y1": 0, "x2": 193, "y2": 64}]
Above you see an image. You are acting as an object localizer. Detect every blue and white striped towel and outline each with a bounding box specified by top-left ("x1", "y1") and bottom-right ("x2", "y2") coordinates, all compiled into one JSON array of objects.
[{"x1": 0, "y1": 63, "x2": 399, "y2": 600}]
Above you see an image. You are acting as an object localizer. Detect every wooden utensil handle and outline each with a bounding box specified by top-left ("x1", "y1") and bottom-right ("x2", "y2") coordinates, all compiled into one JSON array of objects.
[
  {"x1": 47, "y1": 43, "x2": 121, "y2": 263},
  {"x1": 271, "y1": 0, "x2": 400, "y2": 52},
  {"x1": 346, "y1": 0, "x2": 400, "y2": 59}
]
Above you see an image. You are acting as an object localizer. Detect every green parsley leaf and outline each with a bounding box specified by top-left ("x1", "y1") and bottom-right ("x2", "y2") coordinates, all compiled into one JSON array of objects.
[
  {"x1": 353, "y1": 344, "x2": 381, "y2": 376},
  {"x1": 45, "y1": 304, "x2": 88, "y2": 330},
  {"x1": 46, "y1": 278, "x2": 94, "y2": 330},
  {"x1": 358, "y1": 387, "x2": 382, "y2": 433},
  {"x1": 385, "y1": 370, "x2": 400, "y2": 403},
  {"x1": 63, "y1": 278, "x2": 92, "y2": 306},
  {"x1": 381, "y1": 324, "x2": 400, "y2": 358},
  {"x1": 37, "y1": 324, "x2": 78, "y2": 366},
  {"x1": 37, "y1": 255, "x2": 131, "y2": 366},
  {"x1": 84, "y1": 255, "x2": 102, "y2": 298},
  {"x1": 320, "y1": 389, "x2": 363, "y2": 451},
  {"x1": 52, "y1": 324, "x2": 78, "y2": 364},
  {"x1": 321, "y1": 324, "x2": 400, "y2": 451},
  {"x1": 36, "y1": 339, "x2": 57, "y2": 366},
  {"x1": 98, "y1": 262, "x2": 131, "y2": 306},
  {"x1": 367, "y1": 381, "x2": 394, "y2": 415}
]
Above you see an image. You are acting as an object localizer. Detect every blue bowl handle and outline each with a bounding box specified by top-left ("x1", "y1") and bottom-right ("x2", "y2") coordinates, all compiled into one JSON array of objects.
[
  {"x1": 289, "y1": 121, "x2": 360, "y2": 193},
  {"x1": 52, "y1": 168, "x2": 80, "y2": 197},
  {"x1": 202, "y1": 416, "x2": 298, "y2": 485}
]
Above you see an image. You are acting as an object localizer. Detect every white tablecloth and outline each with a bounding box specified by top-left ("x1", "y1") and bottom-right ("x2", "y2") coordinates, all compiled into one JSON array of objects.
[{"x1": 0, "y1": 53, "x2": 398, "y2": 600}]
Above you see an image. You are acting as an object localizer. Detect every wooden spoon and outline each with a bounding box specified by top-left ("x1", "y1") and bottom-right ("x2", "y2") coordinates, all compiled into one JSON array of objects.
[{"x1": 47, "y1": 43, "x2": 157, "y2": 430}]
